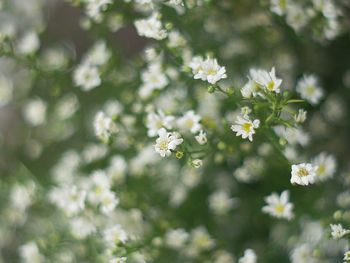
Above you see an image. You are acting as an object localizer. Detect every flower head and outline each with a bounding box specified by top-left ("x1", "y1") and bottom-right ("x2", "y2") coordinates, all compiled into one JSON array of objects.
[
  {"x1": 154, "y1": 128, "x2": 183, "y2": 157},
  {"x1": 231, "y1": 115, "x2": 260, "y2": 142},
  {"x1": 192, "y1": 57, "x2": 227, "y2": 84},
  {"x1": 290, "y1": 163, "x2": 317, "y2": 185},
  {"x1": 262, "y1": 190, "x2": 294, "y2": 220}
]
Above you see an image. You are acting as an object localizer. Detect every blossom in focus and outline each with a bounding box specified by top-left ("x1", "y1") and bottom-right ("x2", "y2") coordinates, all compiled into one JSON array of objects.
[
  {"x1": 231, "y1": 115, "x2": 260, "y2": 142},
  {"x1": 290, "y1": 163, "x2": 317, "y2": 186},
  {"x1": 262, "y1": 190, "x2": 294, "y2": 220},
  {"x1": 154, "y1": 128, "x2": 183, "y2": 157}
]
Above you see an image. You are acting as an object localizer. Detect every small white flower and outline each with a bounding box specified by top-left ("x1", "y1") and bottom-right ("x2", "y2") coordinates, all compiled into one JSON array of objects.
[
  {"x1": 74, "y1": 64, "x2": 101, "y2": 91},
  {"x1": 94, "y1": 111, "x2": 118, "y2": 142},
  {"x1": 86, "y1": 0, "x2": 112, "y2": 22},
  {"x1": 312, "y1": 152, "x2": 336, "y2": 182},
  {"x1": 84, "y1": 40, "x2": 111, "y2": 66},
  {"x1": 139, "y1": 62, "x2": 168, "y2": 98},
  {"x1": 23, "y1": 98, "x2": 47, "y2": 126},
  {"x1": 290, "y1": 163, "x2": 317, "y2": 186},
  {"x1": 262, "y1": 190, "x2": 294, "y2": 220},
  {"x1": 110, "y1": 257, "x2": 127, "y2": 263},
  {"x1": 271, "y1": 0, "x2": 289, "y2": 16},
  {"x1": 146, "y1": 110, "x2": 174, "y2": 137},
  {"x1": 209, "y1": 190, "x2": 236, "y2": 215},
  {"x1": 165, "y1": 228, "x2": 189, "y2": 249},
  {"x1": 231, "y1": 115, "x2": 260, "y2": 142},
  {"x1": 344, "y1": 251, "x2": 350, "y2": 261},
  {"x1": 19, "y1": 241, "x2": 44, "y2": 263},
  {"x1": 154, "y1": 128, "x2": 183, "y2": 157},
  {"x1": 294, "y1": 109, "x2": 307, "y2": 124},
  {"x1": 134, "y1": 13, "x2": 167, "y2": 40},
  {"x1": 254, "y1": 67, "x2": 282, "y2": 93},
  {"x1": 195, "y1": 130, "x2": 207, "y2": 145},
  {"x1": 103, "y1": 224, "x2": 128, "y2": 247},
  {"x1": 238, "y1": 249, "x2": 257, "y2": 263},
  {"x1": 330, "y1": 224, "x2": 350, "y2": 239},
  {"x1": 100, "y1": 190, "x2": 119, "y2": 214},
  {"x1": 296, "y1": 75, "x2": 324, "y2": 105},
  {"x1": 177, "y1": 110, "x2": 202, "y2": 134},
  {"x1": 192, "y1": 159, "x2": 203, "y2": 168},
  {"x1": 17, "y1": 31, "x2": 40, "y2": 55},
  {"x1": 193, "y1": 57, "x2": 227, "y2": 84}
]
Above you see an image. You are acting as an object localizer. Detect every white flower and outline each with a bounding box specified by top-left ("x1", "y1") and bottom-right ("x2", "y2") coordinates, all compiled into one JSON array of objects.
[
  {"x1": 189, "y1": 56, "x2": 204, "y2": 75},
  {"x1": 154, "y1": 128, "x2": 183, "y2": 157},
  {"x1": 23, "y1": 98, "x2": 47, "y2": 126},
  {"x1": 86, "y1": 0, "x2": 112, "y2": 22},
  {"x1": 177, "y1": 110, "x2": 202, "y2": 134},
  {"x1": 294, "y1": 109, "x2": 307, "y2": 124},
  {"x1": 238, "y1": 249, "x2": 257, "y2": 263},
  {"x1": 100, "y1": 190, "x2": 119, "y2": 214},
  {"x1": 19, "y1": 241, "x2": 44, "y2": 263},
  {"x1": 290, "y1": 163, "x2": 317, "y2": 186},
  {"x1": 195, "y1": 130, "x2": 207, "y2": 145},
  {"x1": 94, "y1": 111, "x2": 118, "y2": 142},
  {"x1": 84, "y1": 40, "x2": 111, "y2": 66},
  {"x1": 168, "y1": 30, "x2": 186, "y2": 48},
  {"x1": 165, "y1": 228, "x2": 189, "y2": 249},
  {"x1": 286, "y1": 4, "x2": 310, "y2": 32},
  {"x1": 253, "y1": 67, "x2": 282, "y2": 93},
  {"x1": 73, "y1": 64, "x2": 101, "y2": 91},
  {"x1": 234, "y1": 157, "x2": 265, "y2": 183},
  {"x1": 262, "y1": 190, "x2": 294, "y2": 220},
  {"x1": 110, "y1": 257, "x2": 127, "y2": 263},
  {"x1": 134, "y1": 13, "x2": 167, "y2": 40},
  {"x1": 344, "y1": 251, "x2": 350, "y2": 261},
  {"x1": 296, "y1": 75, "x2": 324, "y2": 105},
  {"x1": 193, "y1": 57, "x2": 227, "y2": 84},
  {"x1": 190, "y1": 227, "x2": 215, "y2": 252},
  {"x1": 231, "y1": 115, "x2": 260, "y2": 142},
  {"x1": 330, "y1": 224, "x2": 350, "y2": 239},
  {"x1": 17, "y1": 31, "x2": 40, "y2": 55},
  {"x1": 139, "y1": 62, "x2": 168, "y2": 98},
  {"x1": 192, "y1": 159, "x2": 203, "y2": 168},
  {"x1": 69, "y1": 217, "x2": 96, "y2": 239},
  {"x1": 312, "y1": 152, "x2": 336, "y2": 182},
  {"x1": 103, "y1": 224, "x2": 128, "y2": 247},
  {"x1": 290, "y1": 244, "x2": 315, "y2": 263},
  {"x1": 146, "y1": 110, "x2": 175, "y2": 137},
  {"x1": 209, "y1": 190, "x2": 236, "y2": 215},
  {"x1": 271, "y1": 0, "x2": 289, "y2": 15}
]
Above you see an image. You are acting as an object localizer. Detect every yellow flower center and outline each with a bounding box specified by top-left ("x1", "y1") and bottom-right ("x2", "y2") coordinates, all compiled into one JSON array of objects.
[
  {"x1": 317, "y1": 164, "x2": 326, "y2": 175},
  {"x1": 207, "y1": 68, "x2": 217, "y2": 76},
  {"x1": 185, "y1": 119, "x2": 194, "y2": 128},
  {"x1": 275, "y1": 204, "x2": 285, "y2": 214},
  {"x1": 297, "y1": 167, "x2": 309, "y2": 177},
  {"x1": 158, "y1": 140, "x2": 168, "y2": 151},
  {"x1": 267, "y1": 81, "x2": 275, "y2": 91},
  {"x1": 242, "y1": 122, "x2": 252, "y2": 133}
]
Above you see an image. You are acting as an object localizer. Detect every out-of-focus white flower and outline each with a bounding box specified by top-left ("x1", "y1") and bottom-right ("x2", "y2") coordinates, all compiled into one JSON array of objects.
[
  {"x1": 189, "y1": 227, "x2": 215, "y2": 253},
  {"x1": 290, "y1": 244, "x2": 316, "y2": 263},
  {"x1": 177, "y1": 110, "x2": 202, "y2": 134},
  {"x1": 154, "y1": 128, "x2": 183, "y2": 157},
  {"x1": 312, "y1": 152, "x2": 336, "y2": 182},
  {"x1": 69, "y1": 217, "x2": 96, "y2": 239},
  {"x1": 17, "y1": 31, "x2": 40, "y2": 55},
  {"x1": 165, "y1": 228, "x2": 189, "y2": 249},
  {"x1": 103, "y1": 224, "x2": 128, "y2": 247},
  {"x1": 109, "y1": 257, "x2": 127, "y2": 263},
  {"x1": 195, "y1": 130, "x2": 207, "y2": 145},
  {"x1": 291, "y1": 163, "x2": 317, "y2": 186},
  {"x1": 193, "y1": 57, "x2": 227, "y2": 84},
  {"x1": 23, "y1": 98, "x2": 47, "y2": 126},
  {"x1": 209, "y1": 190, "x2": 236, "y2": 215},
  {"x1": 262, "y1": 190, "x2": 294, "y2": 220},
  {"x1": 55, "y1": 94, "x2": 79, "y2": 120},
  {"x1": 10, "y1": 183, "x2": 35, "y2": 212},
  {"x1": 286, "y1": 4, "x2": 310, "y2": 32},
  {"x1": 234, "y1": 157, "x2": 265, "y2": 183},
  {"x1": 84, "y1": 40, "x2": 111, "y2": 66},
  {"x1": 19, "y1": 241, "x2": 44, "y2": 263},
  {"x1": 73, "y1": 64, "x2": 101, "y2": 91},
  {"x1": 214, "y1": 251, "x2": 235, "y2": 263},
  {"x1": 139, "y1": 62, "x2": 168, "y2": 98},
  {"x1": 274, "y1": 126, "x2": 309, "y2": 146},
  {"x1": 330, "y1": 224, "x2": 350, "y2": 239},
  {"x1": 134, "y1": 13, "x2": 167, "y2": 40},
  {"x1": 107, "y1": 155, "x2": 127, "y2": 183},
  {"x1": 296, "y1": 75, "x2": 324, "y2": 105},
  {"x1": 100, "y1": 190, "x2": 119, "y2": 214},
  {"x1": 231, "y1": 115, "x2": 260, "y2": 142},
  {"x1": 86, "y1": 0, "x2": 112, "y2": 22},
  {"x1": 271, "y1": 0, "x2": 289, "y2": 15},
  {"x1": 238, "y1": 249, "x2": 257, "y2": 263},
  {"x1": 167, "y1": 30, "x2": 186, "y2": 48},
  {"x1": 94, "y1": 111, "x2": 118, "y2": 142},
  {"x1": 146, "y1": 110, "x2": 175, "y2": 137},
  {"x1": 192, "y1": 159, "x2": 203, "y2": 168}
]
